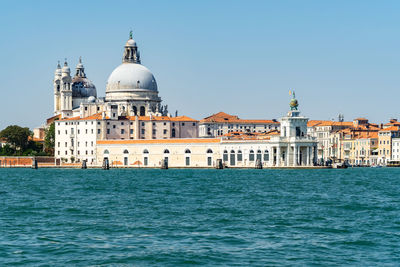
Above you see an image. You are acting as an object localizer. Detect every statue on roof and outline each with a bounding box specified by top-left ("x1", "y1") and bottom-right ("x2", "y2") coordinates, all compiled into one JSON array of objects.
[{"x1": 289, "y1": 90, "x2": 298, "y2": 111}]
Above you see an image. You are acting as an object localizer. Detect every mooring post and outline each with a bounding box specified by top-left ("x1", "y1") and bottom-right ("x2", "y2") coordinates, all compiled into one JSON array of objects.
[
  {"x1": 255, "y1": 159, "x2": 263, "y2": 169},
  {"x1": 161, "y1": 158, "x2": 168, "y2": 169},
  {"x1": 81, "y1": 160, "x2": 87, "y2": 169},
  {"x1": 32, "y1": 158, "x2": 38, "y2": 169},
  {"x1": 215, "y1": 159, "x2": 224, "y2": 169},
  {"x1": 102, "y1": 158, "x2": 110, "y2": 170}
]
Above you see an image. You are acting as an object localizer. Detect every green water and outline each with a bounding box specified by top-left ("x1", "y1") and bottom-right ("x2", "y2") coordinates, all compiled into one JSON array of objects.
[{"x1": 0, "y1": 168, "x2": 399, "y2": 266}]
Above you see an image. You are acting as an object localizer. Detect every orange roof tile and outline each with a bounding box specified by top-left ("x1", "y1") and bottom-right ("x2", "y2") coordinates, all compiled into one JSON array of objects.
[
  {"x1": 200, "y1": 112, "x2": 278, "y2": 124},
  {"x1": 379, "y1": 126, "x2": 400, "y2": 132},
  {"x1": 60, "y1": 114, "x2": 197, "y2": 122}
]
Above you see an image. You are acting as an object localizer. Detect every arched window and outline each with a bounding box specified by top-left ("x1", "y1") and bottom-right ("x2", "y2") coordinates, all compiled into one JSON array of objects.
[
  {"x1": 123, "y1": 149, "x2": 129, "y2": 154},
  {"x1": 249, "y1": 150, "x2": 255, "y2": 161},
  {"x1": 185, "y1": 149, "x2": 191, "y2": 154},
  {"x1": 104, "y1": 149, "x2": 109, "y2": 154},
  {"x1": 164, "y1": 149, "x2": 170, "y2": 154},
  {"x1": 223, "y1": 150, "x2": 228, "y2": 162},
  {"x1": 140, "y1": 106, "x2": 145, "y2": 116},
  {"x1": 206, "y1": 149, "x2": 213, "y2": 153},
  {"x1": 143, "y1": 149, "x2": 149, "y2": 154},
  {"x1": 264, "y1": 150, "x2": 269, "y2": 161},
  {"x1": 172, "y1": 128, "x2": 176, "y2": 138},
  {"x1": 237, "y1": 150, "x2": 243, "y2": 161},
  {"x1": 257, "y1": 150, "x2": 262, "y2": 161},
  {"x1": 132, "y1": 106, "x2": 137, "y2": 115}
]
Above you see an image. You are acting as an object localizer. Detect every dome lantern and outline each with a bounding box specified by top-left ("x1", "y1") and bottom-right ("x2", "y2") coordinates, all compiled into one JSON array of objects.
[{"x1": 123, "y1": 31, "x2": 141, "y2": 64}]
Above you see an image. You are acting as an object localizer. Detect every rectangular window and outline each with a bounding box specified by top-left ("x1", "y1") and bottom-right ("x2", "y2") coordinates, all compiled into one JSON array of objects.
[
  {"x1": 121, "y1": 122, "x2": 124, "y2": 125},
  {"x1": 113, "y1": 125, "x2": 116, "y2": 129},
  {"x1": 144, "y1": 157, "x2": 148, "y2": 166},
  {"x1": 163, "y1": 129, "x2": 167, "y2": 134},
  {"x1": 107, "y1": 129, "x2": 110, "y2": 134},
  {"x1": 153, "y1": 129, "x2": 156, "y2": 134},
  {"x1": 130, "y1": 129, "x2": 133, "y2": 134},
  {"x1": 97, "y1": 129, "x2": 100, "y2": 134},
  {"x1": 85, "y1": 129, "x2": 88, "y2": 134},
  {"x1": 142, "y1": 129, "x2": 145, "y2": 134},
  {"x1": 57, "y1": 142, "x2": 60, "y2": 147},
  {"x1": 65, "y1": 142, "x2": 67, "y2": 147},
  {"x1": 121, "y1": 129, "x2": 125, "y2": 134},
  {"x1": 182, "y1": 123, "x2": 185, "y2": 126},
  {"x1": 185, "y1": 157, "x2": 190, "y2": 166},
  {"x1": 207, "y1": 156, "x2": 212, "y2": 166}
]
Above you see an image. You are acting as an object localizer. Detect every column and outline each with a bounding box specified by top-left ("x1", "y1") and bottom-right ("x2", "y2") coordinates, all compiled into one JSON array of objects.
[
  {"x1": 293, "y1": 145, "x2": 297, "y2": 166},
  {"x1": 276, "y1": 146, "x2": 281, "y2": 166},
  {"x1": 298, "y1": 146, "x2": 301, "y2": 166},
  {"x1": 306, "y1": 146, "x2": 310, "y2": 166},
  {"x1": 286, "y1": 145, "x2": 290, "y2": 167}
]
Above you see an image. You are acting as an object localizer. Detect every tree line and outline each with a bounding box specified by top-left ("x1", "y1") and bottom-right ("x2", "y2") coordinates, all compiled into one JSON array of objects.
[{"x1": 0, "y1": 123, "x2": 55, "y2": 156}]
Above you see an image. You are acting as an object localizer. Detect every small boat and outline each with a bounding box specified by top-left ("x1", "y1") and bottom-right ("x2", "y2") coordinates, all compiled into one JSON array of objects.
[{"x1": 333, "y1": 162, "x2": 348, "y2": 169}]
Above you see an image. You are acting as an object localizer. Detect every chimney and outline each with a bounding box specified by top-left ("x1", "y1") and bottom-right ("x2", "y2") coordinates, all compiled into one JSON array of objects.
[{"x1": 380, "y1": 123, "x2": 383, "y2": 129}]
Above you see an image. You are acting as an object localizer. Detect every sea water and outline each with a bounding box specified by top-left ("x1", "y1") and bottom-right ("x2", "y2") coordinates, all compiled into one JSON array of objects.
[{"x1": 0, "y1": 168, "x2": 399, "y2": 266}]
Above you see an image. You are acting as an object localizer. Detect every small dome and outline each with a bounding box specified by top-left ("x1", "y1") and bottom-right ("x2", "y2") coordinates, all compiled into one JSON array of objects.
[
  {"x1": 106, "y1": 63, "x2": 157, "y2": 92},
  {"x1": 88, "y1": 96, "x2": 96, "y2": 103},
  {"x1": 125, "y1": 38, "x2": 136, "y2": 47},
  {"x1": 72, "y1": 76, "x2": 97, "y2": 98}
]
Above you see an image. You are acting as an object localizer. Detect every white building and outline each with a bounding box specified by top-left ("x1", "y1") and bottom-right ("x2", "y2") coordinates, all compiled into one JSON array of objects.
[
  {"x1": 96, "y1": 95, "x2": 318, "y2": 168},
  {"x1": 199, "y1": 112, "x2": 280, "y2": 137}
]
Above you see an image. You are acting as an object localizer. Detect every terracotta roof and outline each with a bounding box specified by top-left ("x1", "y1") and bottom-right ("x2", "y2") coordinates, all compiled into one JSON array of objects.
[
  {"x1": 379, "y1": 126, "x2": 400, "y2": 132},
  {"x1": 60, "y1": 114, "x2": 197, "y2": 122},
  {"x1": 130, "y1": 115, "x2": 198, "y2": 122},
  {"x1": 200, "y1": 111, "x2": 278, "y2": 124},
  {"x1": 97, "y1": 138, "x2": 221, "y2": 145},
  {"x1": 355, "y1": 132, "x2": 378, "y2": 139},
  {"x1": 307, "y1": 120, "x2": 353, "y2": 127},
  {"x1": 46, "y1": 114, "x2": 61, "y2": 125}
]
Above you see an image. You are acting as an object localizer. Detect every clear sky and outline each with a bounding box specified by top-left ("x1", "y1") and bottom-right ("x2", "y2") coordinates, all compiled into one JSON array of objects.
[{"x1": 1, "y1": 0, "x2": 400, "y2": 130}]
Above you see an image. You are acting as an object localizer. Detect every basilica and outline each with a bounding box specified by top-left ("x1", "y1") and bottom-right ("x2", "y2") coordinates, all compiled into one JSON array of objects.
[{"x1": 53, "y1": 31, "x2": 168, "y2": 119}]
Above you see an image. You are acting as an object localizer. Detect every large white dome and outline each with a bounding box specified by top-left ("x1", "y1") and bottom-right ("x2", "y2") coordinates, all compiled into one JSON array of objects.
[{"x1": 106, "y1": 63, "x2": 158, "y2": 92}]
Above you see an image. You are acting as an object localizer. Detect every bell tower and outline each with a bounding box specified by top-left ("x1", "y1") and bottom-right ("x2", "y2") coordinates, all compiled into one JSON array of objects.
[
  {"x1": 60, "y1": 60, "x2": 73, "y2": 117},
  {"x1": 53, "y1": 61, "x2": 62, "y2": 115}
]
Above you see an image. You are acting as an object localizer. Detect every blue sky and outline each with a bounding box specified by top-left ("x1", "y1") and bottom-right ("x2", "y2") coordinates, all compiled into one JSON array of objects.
[{"x1": 1, "y1": 0, "x2": 400, "y2": 129}]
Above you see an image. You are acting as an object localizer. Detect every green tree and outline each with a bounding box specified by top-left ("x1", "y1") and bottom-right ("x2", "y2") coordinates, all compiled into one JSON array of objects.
[
  {"x1": 44, "y1": 122, "x2": 55, "y2": 155},
  {"x1": 0, "y1": 125, "x2": 31, "y2": 154}
]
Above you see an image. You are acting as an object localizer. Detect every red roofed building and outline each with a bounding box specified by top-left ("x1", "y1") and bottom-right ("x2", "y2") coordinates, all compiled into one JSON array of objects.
[{"x1": 199, "y1": 111, "x2": 279, "y2": 137}]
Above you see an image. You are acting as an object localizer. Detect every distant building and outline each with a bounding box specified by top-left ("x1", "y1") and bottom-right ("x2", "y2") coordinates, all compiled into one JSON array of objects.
[
  {"x1": 199, "y1": 112, "x2": 279, "y2": 138},
  {"x1": 378, "y1": 125, "x2": 400, "y2": 165}
]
